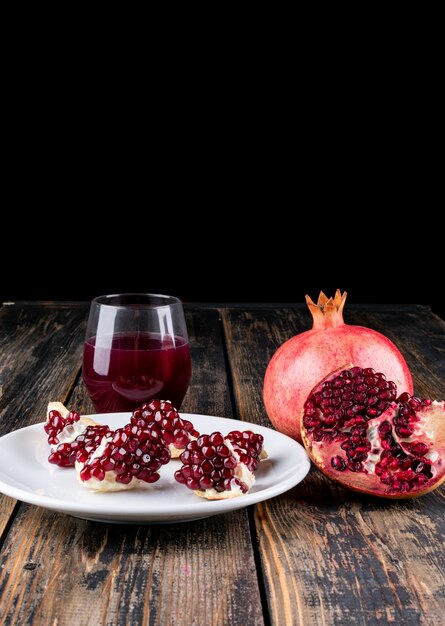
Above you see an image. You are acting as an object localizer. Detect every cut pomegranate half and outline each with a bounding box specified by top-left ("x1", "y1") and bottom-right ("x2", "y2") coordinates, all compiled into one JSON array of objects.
[{"x1": 301, "y1": 366, "x2": 445, "y2": 498}]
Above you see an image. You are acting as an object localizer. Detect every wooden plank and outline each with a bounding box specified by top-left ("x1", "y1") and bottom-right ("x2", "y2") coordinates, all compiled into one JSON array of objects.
[
  {"x1": 0, "y1": 307, "x2": 264, "y2": 626},
  {"x1": 345, "y1": 307, "x2": 445, "y2": 399},
  {"x1": 0, "y1": 304, "x2": 88, "y2": 536},
  {"x1": 220, "y1": 306, "x2": 311, "y2": 427},
  {"x1": 0, "y1": 504, "x2": 263, "y2": 626},
  {"x1": 0, "y1": 303, "x2": 89, "y2": 435},
  {"x1": 0, "y1": 497, "x2": 18, "y2": 543},
  {"x1": 222, "y1": 306, "x2": 445, "y2": 626}
]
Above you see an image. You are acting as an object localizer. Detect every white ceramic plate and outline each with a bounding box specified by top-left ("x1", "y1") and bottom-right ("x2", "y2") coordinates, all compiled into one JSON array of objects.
[{"x1": 0, "y1": 413, "x2": 310, "y2": 524}]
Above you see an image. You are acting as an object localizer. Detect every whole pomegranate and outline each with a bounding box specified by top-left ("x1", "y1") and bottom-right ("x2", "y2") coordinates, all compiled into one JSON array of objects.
[
  {"x1": 263, "y1": 290, "x2": 413, "y2": 442},
  {"x1": 301, "y1": 366, "x2": 445, "y2": 498}
]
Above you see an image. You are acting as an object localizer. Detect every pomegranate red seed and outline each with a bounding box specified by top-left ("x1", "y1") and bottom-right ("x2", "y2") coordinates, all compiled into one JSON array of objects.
[
  {"x1": 408, "y1": 442, "x2": 429, "y2": 457},
  {"x1": 331, "y1": 456, "x2": 346, "y2": 471},
  {"x1": 174, "y1": 430, "x2": 263, "y2": 497},
  {"x1": 44, "y1": 409, "x2": 81, "y2": 445},
  {"x1": 47, "y1": 419, "x2": 112, "y2": 467},
  {"x1": 130, "y1": 400, "x2": 199, "y2": 452},
  {"x1": 77, "y1": 423, "x2": 170, "y2": 488},
  {"x1": 225, "y1": 430, "x2": 265, "y2": 472}
]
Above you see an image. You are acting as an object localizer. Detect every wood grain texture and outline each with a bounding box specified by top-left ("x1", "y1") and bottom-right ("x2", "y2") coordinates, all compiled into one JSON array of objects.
[
  {"x1": 0, "y1": 497, "x2": 17, "y2": 543},
  {"x1": 345, "y1": 308, "x2": 445, "y2": 399},
  {"x1": 222, "y1": 305, "x2": 445, "y2": 626},
  {"x1": 0, "y1": 303, "x2": 89, "y2": 435},
  {"x1": 0, "y1": 505, "x2": 262, "y2": 626},
  {"x1": 220, "y1": 307, "x2": 310, "y2": 427},
  {"x1": 0, "y1": 307, "x2": 264, "y2": 626},
  {"x1": 0, "y1": 303, "x2": 88, "y2": 538}
]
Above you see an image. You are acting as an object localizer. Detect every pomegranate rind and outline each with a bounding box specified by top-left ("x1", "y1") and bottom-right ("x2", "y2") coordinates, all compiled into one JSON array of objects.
[
  {"x1": 301, "y1": 368, "x2": 445, "y2": 499},
  {"x1": 169, "y1": 445, "x2": 186, "y2": 459},
  {"x1": 263, "y1": 290, "x2": 414, "y2": 442}
]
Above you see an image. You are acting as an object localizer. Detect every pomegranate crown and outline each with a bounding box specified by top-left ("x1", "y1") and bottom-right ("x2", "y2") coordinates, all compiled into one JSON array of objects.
[{"x1": 305, "y1": 289, "x2": 347, "y2": 329}]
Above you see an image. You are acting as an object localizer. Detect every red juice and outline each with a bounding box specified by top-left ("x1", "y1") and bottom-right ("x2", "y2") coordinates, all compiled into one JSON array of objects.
[{"x1": 82, "y1": 332, "x2": 192, "y2": 413}]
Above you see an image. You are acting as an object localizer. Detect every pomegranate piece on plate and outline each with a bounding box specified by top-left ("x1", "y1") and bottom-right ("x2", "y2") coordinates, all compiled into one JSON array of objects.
[
  {"x1": 45, "y1": 402, "x2": 109, "y2": 468},
  {"x1": 130, "y1": 399, "x2": 199, "y2": 457},
  {"x1": 301, "y1": 366, "x2": 445, "y2": 498},
  {"x1": 225, "y1": 430, "x2": 267, "y2": 472},
  {"x1": 45, "y1": 402, "x2": 83, "y2": 444},
  {"x1": 75, "y1": 422, "x2": 171, "y2": 492},
  {"x1": 174, "y1": 431, "x2": 266, "y2": 500}
]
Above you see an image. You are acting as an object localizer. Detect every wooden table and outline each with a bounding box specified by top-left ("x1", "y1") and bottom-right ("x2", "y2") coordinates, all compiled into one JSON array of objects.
[{"x1": 0, "y1": 301, "x2": 444, "y2": 626}]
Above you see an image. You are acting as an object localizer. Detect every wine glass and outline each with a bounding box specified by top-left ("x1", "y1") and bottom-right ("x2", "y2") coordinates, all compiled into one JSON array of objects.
[{"x1": 82, "y1": 293, "x2": 192, "y2": 413}]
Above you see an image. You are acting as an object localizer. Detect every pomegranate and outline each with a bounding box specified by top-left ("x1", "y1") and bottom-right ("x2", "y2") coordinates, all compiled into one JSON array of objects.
[
  {"x1": 45, "y1": 402, "x2": 110, "y2": 467},
  {"x1": 174, "y1": 430, "x2": 266, "y2": 499},
  {"x1": 301, "y1": 366, "x2": 445, "y2": 498},
  {"x1": 76, "y1": 422, "x2": 171, "y2": 492},
  {"x1": 130, "y1": 399, "x2": 199, "y2": 457},
  {"x1": 45, "y1": 402, "x2": 82, "y2": 445},
  {"x1": 263, "y1": 290, "x2": 413, "y2": 441},
  {"x1": 48, "y1": 424, "x2": 112, "y2": 467},
  {"x1": 225, "y1": 430, "x2": 268, "y2": 472}
]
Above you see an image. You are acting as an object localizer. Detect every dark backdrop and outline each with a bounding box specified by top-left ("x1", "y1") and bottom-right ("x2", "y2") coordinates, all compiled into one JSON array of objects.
[
  {"x1": 2, "y1": 68, "x2": 441, "y2": 318},
  {"x1": 1, "y1": 272, "x2": 443, "y2": 319},
  {"x1": 0, "y1": 282, "x2": 440, "y2": 310},
  {"x1": 1, "y1": 220, "x2": 442, "y2": 318}
]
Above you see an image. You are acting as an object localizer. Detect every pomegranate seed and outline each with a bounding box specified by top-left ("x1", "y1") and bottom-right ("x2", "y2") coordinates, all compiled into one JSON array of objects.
[
  {"x1": 116, "y1": 472, "x2": 133, "y2": 485},
  {"x1": 186, "y1": 476, "x2": 200, "y2": 490},
  {"x1": 77, "y1": 424, "x2": 171, "y2": 487},
  {"x1": 415, "y1": 473, "x2": 427, "y2": 485},
  {"x1": 354, "y1": 446, "x2": 368, "y2": 453},
  {"x1": 346, "y1": 461, "x2": 363, "y2": 472},
  {"x1": 202, "y1": 445, "x2": 216, "y2": 459},
  {"x1": 409, "y1": 442, "x2": 429, "y2": 457},
  {"x1": 175, "y1": 430, "x2": 263, "y2": 496},
  {"x1": 396, "y1": 426, "x2": 414, "y2": 437},
  {"x1": 225, "y1": 430, "x2": 265, "y2": 472},
  {"x1": 331, "y1": 456, "x2": 346, "y2": 471},
  {"x1": 130, "y1": 400, "x2": 199, "y2": 451},
  {"x1": 199, "y1": 476, "x2": 214, "y2": 489}
]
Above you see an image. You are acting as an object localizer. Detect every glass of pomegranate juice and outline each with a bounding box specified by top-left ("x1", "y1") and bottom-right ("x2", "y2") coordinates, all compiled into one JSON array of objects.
[{"x1": 82, "y1": 293, "x2": 192, "y2": 413}]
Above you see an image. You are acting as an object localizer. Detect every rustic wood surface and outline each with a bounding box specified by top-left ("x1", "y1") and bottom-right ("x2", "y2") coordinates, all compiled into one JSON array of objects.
[
  {"x1": 221, "y1": 305, "x2": 445, "y2": 626},
  {"x1": 0, "y1": 305, "x2": 263, "y2": 626},
  {"x1": 0, "y1": 302, "x2": 444, "y2": 625}
]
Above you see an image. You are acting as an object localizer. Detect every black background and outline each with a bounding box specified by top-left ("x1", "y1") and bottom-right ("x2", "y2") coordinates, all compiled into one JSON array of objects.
[
  {"x1": 1, "y1": 114, "x2": 441, "y2": 319},
  {"x1": 0, "y1": 218, "x2": 445, "y2": 318},
  {"x1": 2, "y1": 46, "x2": 442, "y2": 319}
]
